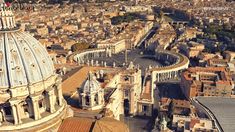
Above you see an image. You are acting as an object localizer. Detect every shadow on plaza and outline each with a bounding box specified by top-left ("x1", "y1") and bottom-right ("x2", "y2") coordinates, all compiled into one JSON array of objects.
[
  {"x1": 63, "y1": 95, "x2": 80, "y2": 108},
  {"x1": 120, "y1": 115, "x2": 156, "y2": 132},
  {"x1": 157, "y1": 82, "x2": 186, "y2": 100}
]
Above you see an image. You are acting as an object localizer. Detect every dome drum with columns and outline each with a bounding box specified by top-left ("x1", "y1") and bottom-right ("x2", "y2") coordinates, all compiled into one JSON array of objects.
[{"x1": 0, "y1": 1, "x2": 68, "y2": 131}]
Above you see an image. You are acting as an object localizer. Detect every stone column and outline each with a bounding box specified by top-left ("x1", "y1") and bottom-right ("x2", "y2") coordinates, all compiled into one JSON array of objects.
[
  {"x1": 158, "y1": 73, "x2": 161, "y2": 82},
  {"x1": 0, "y1": 109, "x2": 5, "y2": 122},
  {"x1": 6, "y1": 16, "x2": 10, "y2": 28},
  {"x1": 90, "y1": 95, "x2": 94, "y2": 107},
  {"x1": 82, "y1": 95, "x2": 86, "y2": 107},
  {"x1": 48, "y1": 90, "x2": 56, "y2": 113},
  {"x1": 11, "y1": 105, "x2": 18, "y2": 125},
  {"x1": 12, "y1": 16, "x2": 16, "y2": 27},
  {"x1": 2, "y1": 17, "x2": 6, "y2": 29},
  {"x1": 11, "y1": 105, "x2": 18, "y2": 124},
  {"x1": 91, "y1": 59, "x2": 94, "y2": 66},
  {"x1": 15, "y1": 104, "x2": 22, "y2": 124},
  {"x1": 157, "y1": 73, "x2": 159, "y2": 82},
  {"x1": 9, "y1": 17, "x2": 13, "y2": 28},
  {"x1": 163, "y1": 73, "x2": 166, "y2": 81},
  {"x1": 57, "y1": 85, "x2": 63, "y2": 106},
  {"x1": 98, "y1": 93, "x2": 101, "y2": 105},
  {"x1": 31, "y1": 96, "x2": 41, "y2": 120},
  {"x1": 104, "y1": 62, "x2": 107, "y2": 67},
  {"x1": 0, "y1": 110, "x2": 2, "y2": 126},
  {"x1": 130, "y1": 89, "x2": 135, "y2": 114},
  {"x1": 9, "y1": 100, "x2": 22, "y2": 125}
]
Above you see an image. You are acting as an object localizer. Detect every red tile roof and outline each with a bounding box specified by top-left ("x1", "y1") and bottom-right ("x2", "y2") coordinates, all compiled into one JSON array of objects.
[
  {"x1": 93, "y1": 117, "x2": 129, "y2": 132},
  {"x1": 58, "y1": 117, "x2": 93, "y2": 132},
  {"x1": 190, "y1": 118, "x2": 200, "y2": 129},
  {"x1": 62, "y1": 66, "x2": 119, "y2": 95},
  {"x1": 141, "y1": 80, "x2": 151, "y2": 100}
]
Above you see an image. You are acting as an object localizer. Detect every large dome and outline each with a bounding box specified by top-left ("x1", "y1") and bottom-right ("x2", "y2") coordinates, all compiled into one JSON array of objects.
[
  {"x1": 0, "y1": 1, "x2": 68, "y2": 131},
  {"x1": 0, "y1": 31, "x2": 55, "y2": 88}
]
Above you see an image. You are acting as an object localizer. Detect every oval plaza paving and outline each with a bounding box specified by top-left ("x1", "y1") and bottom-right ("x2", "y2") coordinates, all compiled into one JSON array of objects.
[{"x1": 193, "y1": 97, "x2": 235, "y2": 132}]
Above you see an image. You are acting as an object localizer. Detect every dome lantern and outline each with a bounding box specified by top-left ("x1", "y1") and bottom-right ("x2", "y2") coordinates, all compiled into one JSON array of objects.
[{"x1": 0, "y1": 0, "x2": 17, "y2": 31}]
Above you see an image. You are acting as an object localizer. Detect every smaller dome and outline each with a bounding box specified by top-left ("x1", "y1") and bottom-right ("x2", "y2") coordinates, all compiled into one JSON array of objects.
[{"x1": 83, "y1": 71, "x2": 101, "y2": 94}]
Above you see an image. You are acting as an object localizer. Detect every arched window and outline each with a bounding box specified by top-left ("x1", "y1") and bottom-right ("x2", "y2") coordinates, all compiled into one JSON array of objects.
[
  {"x1": 124, "y1": 76, "x2": 129, "y2": 81},
  {"x1": 38, "y1": 91, "x2": 46, "y2": 110},
  {"x1": 85, "y1": 96, "x2": 90, "y2": 106},
  {"x1": 23, "y1": 102, "x2": 29, "y2": 113},
  {"x1": 94, "y1": 94, "x2": 99, "y2": 105},
  {"x1": 4, "y1": 106, "x2": 11, "y2": 116},
  {"x1": 3, "y1": 105, "x2": 13, "y2": 123},
  {"x1": 38, "y1": 99, "x2": 43, "y2": 108}
]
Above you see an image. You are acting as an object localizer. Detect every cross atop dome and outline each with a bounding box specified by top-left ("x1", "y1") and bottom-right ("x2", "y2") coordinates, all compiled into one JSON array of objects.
[{"x1": 0, "y1": 0, "x2": 17, "y2": 31}]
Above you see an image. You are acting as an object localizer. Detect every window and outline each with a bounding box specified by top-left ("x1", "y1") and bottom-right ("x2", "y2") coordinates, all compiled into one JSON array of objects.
[
  {"x1": 4, "y1": 106, "x2": 11, "y2": 115},
  {"x1": 38, "y1": 99, "x2": 43, "y2": 108},
  {"x1": 143, "y1": 105, "x2": 148, "y2": 112},
  {"x1": 124, "y1": 90, "x2": 129, "y2": 98},
  {"x1": 124, "y1": 76, "x2": 129, "y2": 81},
  {"x1": 85, "y1": 96, "x2": 90, "y2": 105},
  {"x1": 23, "y1": 103, "x2": 28, "y2": 113},
  {"x1": 57, "y1": 98, "x2": 60, "y2": 105},
  {"x1": 94, "y1": 94, "x2": 99, "y2": 105}
]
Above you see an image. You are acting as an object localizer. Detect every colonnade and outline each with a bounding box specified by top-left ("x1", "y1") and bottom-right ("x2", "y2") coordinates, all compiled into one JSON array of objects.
[
  {"x1": 149, "y1": 50, "x2": 189, "y2": 92},
  {"x1": 155, "y1": 51, "x2": 179, "y2": 65},
  {"x1": 151, "y1": 62, "x2": 189, "y2": 83},
  {"x1": 155, "y1": 70, "x2": 180, "y2": 82},
  {"x1": 169, "y1": 21, "x2": 189, "y2": 26},
  {"x1": 74, "y1": 48, "x2": 111, "y2": 65}
]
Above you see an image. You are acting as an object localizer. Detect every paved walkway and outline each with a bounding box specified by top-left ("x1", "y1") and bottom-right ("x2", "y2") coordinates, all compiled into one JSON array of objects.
[{"x1": 120, "y1": 116, "x2": 154, "y2": 132}]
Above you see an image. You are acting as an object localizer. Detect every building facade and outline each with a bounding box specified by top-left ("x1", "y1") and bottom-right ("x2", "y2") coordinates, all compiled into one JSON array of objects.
[
  {"x1": 78, "y1": 65, "x2": 145, "y2": 120},
  {"x1": 181, "y1": 67, "x2": 234, "y2": 98}
]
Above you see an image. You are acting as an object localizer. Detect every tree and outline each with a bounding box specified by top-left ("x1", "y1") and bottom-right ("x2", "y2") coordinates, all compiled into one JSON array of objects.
[
  {"x1": 71, "y1": 42, "x2": 89, "y2": 52},
  {"x1": 111, "y1": 13, "x2": 142, "y2": 25}
]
